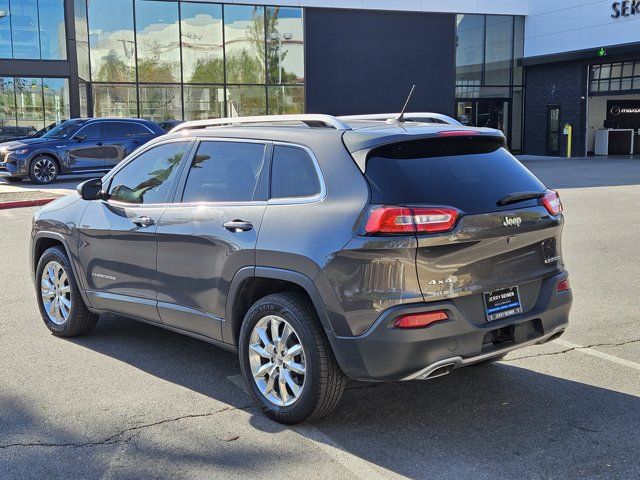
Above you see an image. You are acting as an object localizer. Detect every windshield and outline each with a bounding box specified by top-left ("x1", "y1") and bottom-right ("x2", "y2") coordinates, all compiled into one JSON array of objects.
[{"x1": 42, "y1": 120, "x2": 86, "y2": 139}]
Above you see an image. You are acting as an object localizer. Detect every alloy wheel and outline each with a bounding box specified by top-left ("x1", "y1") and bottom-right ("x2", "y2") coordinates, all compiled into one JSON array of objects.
[
  {"x1": 248, "y1": 315, "x2": 307, "y2": 407},
  {"x1": 40, "y1": 261, "x2": 72, "y2": 325},
  {"x1": 33, "y1": 158, "x2": 57, "y2": 183}
]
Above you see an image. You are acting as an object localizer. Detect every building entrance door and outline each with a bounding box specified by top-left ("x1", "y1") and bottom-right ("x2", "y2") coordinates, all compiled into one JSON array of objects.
[{"x1": 455, "y1": 98, "x2": 509, "y2": 139}]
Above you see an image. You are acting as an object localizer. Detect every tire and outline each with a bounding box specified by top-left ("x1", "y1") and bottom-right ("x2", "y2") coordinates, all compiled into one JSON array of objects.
[
  {"x1": 35, "y1": 246, "x2": 98, "y2": 337},
  {"x1": 2, "y1": 176, "x2": 22, "y2": 183},
  {"x1": 239, "y1": 292, "x2": 346, "y2": 424},
  {"x1": 29, "y1": 155, "x2": 59, "y2": 184}
]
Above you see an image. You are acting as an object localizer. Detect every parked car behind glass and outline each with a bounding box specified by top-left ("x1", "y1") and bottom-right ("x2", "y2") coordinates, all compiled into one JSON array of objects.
[{"x1": 0, "y1": 118, "x2": 164, "y2": 184}]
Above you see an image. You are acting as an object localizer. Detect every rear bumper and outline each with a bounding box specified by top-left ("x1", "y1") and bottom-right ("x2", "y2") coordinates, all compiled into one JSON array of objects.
[{"x1": 328, "y1": 271, "x2": 572, "y2": 382}]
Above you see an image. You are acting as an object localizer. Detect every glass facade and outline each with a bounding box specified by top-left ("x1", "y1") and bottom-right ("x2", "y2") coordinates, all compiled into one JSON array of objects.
[
  {"x1": 81, "y1": 1, "x2": 304, "y2": 121},
  {"x1": 590, "y1": 61, "x2": 640, "y2": 94},
  {"x1": 455, "y1": 15, "x2": 524, "y2": 151},
  {"x1": 0, "y1": 77, "x2": 69, "y2": 130},
  {"x1": 0, "y1": 0, "x2": 66, "y2": 59}
]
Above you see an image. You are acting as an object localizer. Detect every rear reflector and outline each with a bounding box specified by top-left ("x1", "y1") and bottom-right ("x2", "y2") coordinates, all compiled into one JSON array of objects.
[
  {"x1": 557, "y1": 278, "x2": 570, "y2": 292},
  {"x1": 394, "y1": 310, "x2": 449, "y2": 329},
  {"x1": 540, "y1": 189, "x2": 563, "y2": 215},
  {"x1": 436, "y1": 130, "x2": 481, "y2": 137},
  {"x1": 365, "y1": 206, "x2": 459, "y2": 235}
]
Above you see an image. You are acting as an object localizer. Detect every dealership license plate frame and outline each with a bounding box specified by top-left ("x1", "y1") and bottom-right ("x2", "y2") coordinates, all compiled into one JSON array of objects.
[{"x1": 483, "y1": 285, "x2": 523, "y2": 321}]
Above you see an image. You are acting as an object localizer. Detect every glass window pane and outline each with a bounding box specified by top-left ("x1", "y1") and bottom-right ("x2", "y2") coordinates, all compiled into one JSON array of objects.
[
  {"x1": 78, "y1": 122, "x2": 100, "y2": 139},
  {"x1": 599, "y1": 80, "x2": 609, "y2": 92},
  {"x1": 183, "y1": 85, "x2": 224, "y2": 120},
  {"x1": 38, "y1": 0, "x2": 66, "y2": 59},
  {"x1": 0, "y1": 77, "x2": 16, "y2": 130},
  {"x1": 266, "y1": 7, "x2": 304, "y2": 84},
  {"x1": 11, "y1": 0, "x2": 40, "y2": 59},
  {"x1": 226, "y1": 85, "x2": 266, "y2": 116},
  {"x1": 93, "y1": 84, "x2": 138, "y2": 117},
  {"x1": 224, "y1": 5, "x2": 265, "y2": 84},
  {"x1": 139, "y1": 84, "x2": 181, "y2": 121},
  {"x1": 0, "y1": 0, "x2": 12, "y2": 58},
  {"x1": 512, "y1": 17, "x2": 524, "y2": 86},
  {"x1": 622, "y1": 62, "x2": 634, "y2": 77},
  {"x1": 136, "y1": 0, "x2": 180, "y2": 83},
  {"x1": 455, "y1": 101, "x2": 473, "y2": 125},
  {"x1": 621, "y1": 78, "x2": 632, "y2": 91},
  {"x1": 610, "y1": 78, "x2": 621, "y2": 91},
  {"x1": 79, "y1": 81, "x2": 88, "y2": 117},
  {"x1": 109, "y1": 142, "x2": 189, "y2": 204},
  {"x1": 267, "y1": 85, "x2": 303, "y2": 114},
  {"x1": 181, "y1": 2, "x2": 223, "y2": 84},
  {"x1": 74, "y1": 0, "x2": 90, "y2": 80},
  {"x1": 634, "y1": 77, "x2": 640, "y2": 90},
  {"x1": 484, "y1": 15, "x2": 513, "y2": 85},
  {"x1": 611, "y1": 63, "x2": 622, "y2": 78},
  {"x1": 43, "y1": 78, "x2": 69, "y2": 124},
  {"x1": 271, "y1": 145, "x2": 320, "y2": 199},
  {"x1": 511, "y1": 88, "x2": 523, "y2": 151},
  {"x1": 89, "y1": 0, "x2": 136, "y2": 82},
  {"x1": 600, "y1": 64, "x2": 611, "y2": 79},
  {"x1": 102, "y1": 121, "x2": 149, "y2": 138},
  {"x1": 590, "y1": 80, "x2": 598, "y2": 93},
  {"x1": 15, "y1": 77, "x2": 43, "y2": 130},
  {"x1": 182, "y1": 141, "x2": 265, "y2": 203},
  {"x1": 591, "y1": 65, "x2": 601, "y2": 80},
  {"x1": 456, "y1": 14, "x2": 484, "y2": 85}
]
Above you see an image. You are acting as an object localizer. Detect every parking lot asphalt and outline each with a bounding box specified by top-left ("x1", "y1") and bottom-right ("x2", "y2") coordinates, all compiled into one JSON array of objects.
[{"x1": 0, "y1": 157, "x2": 639, "y2": 479}]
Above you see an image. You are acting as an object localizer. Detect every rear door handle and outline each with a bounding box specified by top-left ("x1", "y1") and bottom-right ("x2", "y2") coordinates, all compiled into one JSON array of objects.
[
  {"x1": 96, "y1": 141, "x2": 104, "y2": 146},
  {"x1": 132, "y1": 216, "x2": 154, "y2": 227},
  {"x1": 223, "y1": 220, "x2": 253, "y2": 232}
]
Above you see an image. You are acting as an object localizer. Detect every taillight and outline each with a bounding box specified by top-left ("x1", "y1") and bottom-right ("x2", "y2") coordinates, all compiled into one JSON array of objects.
[
  {"x1": 557, "y1": 278, "x2": 570, "y2": 292},
  {"x1": 436, "y1": 130, "x2": 481, "y2": 137},
  {"x1": 540, "y1": 189, "x2": 563, "y2": 215},
  {"x1": 394, "y1": 310, "x2": 449, "y2": 329},
  {"x1": 365, "y1": 206, "x2": 459, "y2": 235}
]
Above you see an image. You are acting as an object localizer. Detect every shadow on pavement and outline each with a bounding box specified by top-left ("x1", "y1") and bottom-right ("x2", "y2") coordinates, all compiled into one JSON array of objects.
[{"x1": 6, "y1": 313, "x2": 634, "y2": 479}]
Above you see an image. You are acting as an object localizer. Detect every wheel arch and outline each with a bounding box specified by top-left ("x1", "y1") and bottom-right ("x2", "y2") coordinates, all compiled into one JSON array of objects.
[
  {"x1": 29, "y1": 151, "x2": 63, "y2": 175},
  {"x1": 223, "y1": 267, "x2": 335, "y2": 346},
  {"x1": 32, "y1": 231, "x2": 94, "y2": 309}
]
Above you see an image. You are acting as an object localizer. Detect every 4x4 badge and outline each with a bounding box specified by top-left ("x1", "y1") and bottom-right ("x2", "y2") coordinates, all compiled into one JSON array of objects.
[
  {"x1": 503, "y1": 216, "x2": 522, "y2": 227},
  {"x1": 428, "y1": 278, "x2": 454, "y2": 285}
]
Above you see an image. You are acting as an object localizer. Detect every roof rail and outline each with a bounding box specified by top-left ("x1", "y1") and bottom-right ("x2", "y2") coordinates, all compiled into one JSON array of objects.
[
  {"x1": 170, "y1": 114, "x2": 351, "y2": 133},
  {"x1": 338, "y1": 112, "x2": 462, "y2": 126}
]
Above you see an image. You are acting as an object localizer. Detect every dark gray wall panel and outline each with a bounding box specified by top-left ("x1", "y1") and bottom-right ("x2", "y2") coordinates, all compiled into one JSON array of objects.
[
  {"x1": 524, "y1": 61, "x2": 587, "y2": 157},
  {"x1": 304, "y1": 8, "x2": 456, "y2": 116}
]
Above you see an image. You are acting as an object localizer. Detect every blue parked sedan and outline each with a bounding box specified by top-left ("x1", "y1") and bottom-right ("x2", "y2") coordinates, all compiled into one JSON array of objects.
[{"x1": 0, "y1": 118, "x2": 164, "y2": 184}]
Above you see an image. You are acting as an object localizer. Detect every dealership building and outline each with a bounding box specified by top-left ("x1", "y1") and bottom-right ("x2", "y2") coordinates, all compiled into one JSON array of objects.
[{"x1": 0, "y1": 0, "x2": 638, "y2": 155}]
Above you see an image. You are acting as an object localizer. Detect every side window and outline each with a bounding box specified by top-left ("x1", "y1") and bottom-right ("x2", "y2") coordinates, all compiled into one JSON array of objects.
[
  {"x1": 108, "y1": 142, "x2": 190, "y2": 204},
  {"x1": 77, "y1": 123, "x2": 101, "y2": 139},
  {"x1": 181, "y1": 141, "x2": 265, "y2": 203},
  {"x1": 103, "y1": 122, "x2": 150, "y2": 139},
  {"x1": 270, "y1": 145, "x2": 321, "y2": 199}
]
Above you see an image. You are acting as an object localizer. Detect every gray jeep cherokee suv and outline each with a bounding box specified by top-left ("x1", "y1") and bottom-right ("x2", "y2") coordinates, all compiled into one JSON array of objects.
[{"x1": 30, "y1": 114, "x2": 572, "y2": 424}]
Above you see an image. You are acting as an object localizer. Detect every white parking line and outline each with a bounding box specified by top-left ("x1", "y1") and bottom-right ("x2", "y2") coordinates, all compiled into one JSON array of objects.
[
  {"x1": 554, "y1": 339, "x2": 640, "y2": 371},
  {"x1": 227, "y1": 375, "x2": 403, "y2": 480}
]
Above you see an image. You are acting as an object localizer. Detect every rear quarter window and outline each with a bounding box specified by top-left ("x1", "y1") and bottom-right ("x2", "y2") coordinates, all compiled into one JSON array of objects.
[
  {"x1": 270, "y1": 145, "x2": 321, "y2": 199},
  {"x1": 365, "y1": 137, "x2": 545, "y2": 215}
]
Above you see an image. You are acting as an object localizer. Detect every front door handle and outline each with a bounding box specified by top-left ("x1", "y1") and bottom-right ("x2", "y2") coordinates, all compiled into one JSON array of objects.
[
  {"x1": 132, "y1": 216, "x2": 154, "y2": 227},
  {"x1": 223, "y1": 220, "x2": 253, "y2": 232},
  {"x1": 96, "y1": 141, "x2": 104, "y2": 146}
]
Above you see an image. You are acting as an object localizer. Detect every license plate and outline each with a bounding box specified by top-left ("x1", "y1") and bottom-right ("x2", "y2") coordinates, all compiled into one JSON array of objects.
[{"x1": 484, "y1": 286, "x2": 522, "y2": 321}]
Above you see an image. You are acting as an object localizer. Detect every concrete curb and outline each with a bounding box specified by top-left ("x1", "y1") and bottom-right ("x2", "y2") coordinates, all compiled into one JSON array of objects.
[{"x1": 0, "y1": 198, "x2": 56, "y2": 210}]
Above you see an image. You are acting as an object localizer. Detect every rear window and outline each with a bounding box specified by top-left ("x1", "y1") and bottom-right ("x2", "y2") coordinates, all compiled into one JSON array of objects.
[{"x1": 365, "y1": 137, "x2": 545, "y2": 214}]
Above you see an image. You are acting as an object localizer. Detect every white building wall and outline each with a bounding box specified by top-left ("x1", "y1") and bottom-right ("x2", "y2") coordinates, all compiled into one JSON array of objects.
[{"x1": 525, "y1": 0, "x2": 640, "y2": 58}]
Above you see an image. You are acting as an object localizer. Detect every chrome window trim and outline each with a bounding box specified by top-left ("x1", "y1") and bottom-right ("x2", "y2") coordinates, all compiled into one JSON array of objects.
[{"x1": 267, "y1": 141, "x2": 326, "y2": 206}]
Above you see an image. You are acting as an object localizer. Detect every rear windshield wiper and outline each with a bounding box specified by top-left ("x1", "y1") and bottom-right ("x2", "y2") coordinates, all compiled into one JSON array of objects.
[{"x1": 496, "y1": 191, "x2": 545, "y2": 207}]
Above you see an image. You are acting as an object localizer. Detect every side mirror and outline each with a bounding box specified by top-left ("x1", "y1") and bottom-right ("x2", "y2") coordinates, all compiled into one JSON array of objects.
[
  {"x1": 77, "y1": 178, "x2": 104, "y2": 201},
  {"x1": 73, "y1": 134, "x2": 86, "y2": 141}
]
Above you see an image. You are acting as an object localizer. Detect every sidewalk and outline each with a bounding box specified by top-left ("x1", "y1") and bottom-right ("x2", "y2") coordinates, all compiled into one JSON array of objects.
[{"x1": 0, "y1": 173, "x2": 97, "y2": 209}]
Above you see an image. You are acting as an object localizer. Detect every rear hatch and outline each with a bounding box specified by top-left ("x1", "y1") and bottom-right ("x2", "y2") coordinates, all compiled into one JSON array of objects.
[{"x1": 360, "y1": 133, "x2": 564, "y2": 323}]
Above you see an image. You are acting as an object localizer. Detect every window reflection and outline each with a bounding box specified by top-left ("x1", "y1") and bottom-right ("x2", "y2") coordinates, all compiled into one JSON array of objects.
[
  {"x1": 74, "y1": 0, "x2": 90, "y2": 80},
  {"x1": 267, "y1": 85, "x2": 303, "y2": 114},
  {"x1": 43, "y1": 78, "x2": 69, "y2": 124},
  {"x1": 456, "y1": 14, "x2": 484, "y2": 85},
  {"x1": 224, "y1": 5, "x2": 265, "y2": 84},
  {"x1": 139, "y1": 84, "x2": 182, "y2": 121},
  {"x1": 266, "y1": 7, "x2": 304, "y2": 84},
  {"x1": 89, "y1": 0, "x2": 136, "y2": 82},
  {"x1": 181, "y1": 2, "x2": 223, "y2": 84},
  {"x1": 38, "y1": 0, "x2": 66, "y2": 59},
  {"x1": 183, "y1": 85, "x2": 224, "y2": 120},
  {"x1": 136, "y1": 0, "x2": 181, "y2": 83},
  {"x1": 11, "y1": 0, "x2": 40, "y2": 59},
  {"x1": 227, "y1": 85, "x2": 266, "y2": 117},
  {"x1": 93, "y1": 84, "x2": 138, "y2": 117},
  {"x1": 0, "y1": 77, "x2": 16, "y2": 130},
  {"x1": 15, "y1": 77, "x2": 43, "y2": 130},
  {"x1": 0, "y1": 0, "x2": 12, "y2": 58},
  {"x1": 484, "y1": 16, "x2": 513, "y2": 86}
]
